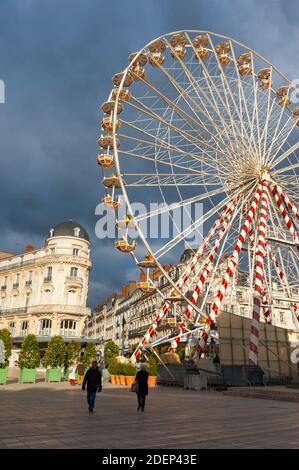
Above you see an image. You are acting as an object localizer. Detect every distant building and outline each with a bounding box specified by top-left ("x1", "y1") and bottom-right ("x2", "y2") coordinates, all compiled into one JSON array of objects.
[{"x1": 0, "y1": 220, "x2": 92, "y2": 364}]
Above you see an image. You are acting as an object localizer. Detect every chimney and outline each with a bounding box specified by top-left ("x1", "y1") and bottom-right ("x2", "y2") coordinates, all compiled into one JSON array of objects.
[
  {"x1": 140, "y1": 272, "x2": 146, "y2": 282},
  {"x1": 25, "y1": 244, "x2": 34, "y2": 252},
  {"x1": 121, "y1": 285, "x2": 127, "y2": 297}
]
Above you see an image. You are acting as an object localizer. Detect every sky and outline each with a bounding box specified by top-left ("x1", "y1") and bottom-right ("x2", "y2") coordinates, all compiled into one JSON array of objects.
[{"x1": 0, "y1": 0, "x2": 299, "y2": 307}]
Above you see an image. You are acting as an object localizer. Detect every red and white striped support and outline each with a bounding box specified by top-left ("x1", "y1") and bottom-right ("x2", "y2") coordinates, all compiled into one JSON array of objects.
[
  {"x1": 261, "y1": 281, "x2": 271, "y2": 324},
  {"x1": 271, "y1": 186, "x2": 299, "y2": 243},
  {"x1": 168, "y1": 323, "x2": 186, "y2": 353},
  {"x1": 130, "y1": 200, "x2": 236, "y2": 363},
  {"x1": 249, "y1": 181, "x2": 269, "y2": 365},
  {"x1": 184, "y1": 206, "x2": 235, "y2": 321},
  {"x1": 195, "y1": 183, "x2": 264, "y2": 360},
  {"x1": 271, "y1": 183, "x2": 299, "y2": 223},
  {"x1": 249, "y1": 230, "x2": 271, "y2": 323},
  {"x1": 168, "y1": 205, "x2": 235, "y2": 352},
  {"x1": 268, "y1": 246, "x2": 299, "y2": 322}
]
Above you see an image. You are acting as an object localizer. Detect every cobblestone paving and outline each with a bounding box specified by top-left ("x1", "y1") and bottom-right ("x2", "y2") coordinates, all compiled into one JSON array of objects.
[{"x1": 0, "y1": 378, "x2": 299, "y2": 449}]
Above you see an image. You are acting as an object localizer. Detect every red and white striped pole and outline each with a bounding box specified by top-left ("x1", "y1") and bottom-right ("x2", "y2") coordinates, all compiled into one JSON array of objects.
[
  {"x1": 195, "y1": 183, "x2": 264, "y2": 360},
  {"x1": 168, "y1": 204, "x2": 236, "y2": 352},
  {"x1": 271, "y1": 186, "x2": 299, "y2": 244},
  {"x1": 168, "y1": 322, "x2": 186, "y2": 353},
  {"x1": 249, "y1": 181, "x2": 269, "y2": 365},
  {"x1": 271, "y1": 183, "x2": 299, "y2": 223},
  {"x1": 130, "y1": 200, "x2": 237, "y2": 363}
]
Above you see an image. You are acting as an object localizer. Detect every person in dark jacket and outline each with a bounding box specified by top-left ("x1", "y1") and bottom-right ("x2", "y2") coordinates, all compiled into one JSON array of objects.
[
  {"x1": 82, "y1": 360, "x2": 102, "y2": 413},
  {"x1": 135, "y1": 363, "x2": 149, "y2": 412}
]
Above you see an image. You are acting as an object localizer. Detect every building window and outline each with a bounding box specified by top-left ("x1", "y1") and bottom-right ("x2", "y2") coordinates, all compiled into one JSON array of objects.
[
  {"x1": 70, "y1": 267, "x2": 78, "y2": 277},
  {"x1": 0, "y1": 299, "x2": 5, "y2": 309},
  {"x1": 39, "y1": 319, "x2": 52, "y2": 336},
  {"x1": 13, "y1": 274, "x2": 20, "y2": 288},
  {"x1": 60, "y1": 319, "x2": 77, "y2": 337},
  {"x1": 74, "y1": 227, "x2": 80, "y2": 237},
  {"x1": 50, "y1": 248, "x2": 55, "y2": 254},
  {"x1": 206, "y1": 304, "x2": 211, "y2": 315},
  {"x1": 279, "y1": 312, "x2": 284, "y2": 323},
  {"x1": 8, "y1": 322, "x2": 15, "y2": 335},
  {"x1": 20, "y1": 320, "x2": 29, "y2": 336},
  {"x1": 73, "y1": 248, "x2": 79, "y2": 256},
  {"x1": 44, "y1": 267, "x2": 52, "y2": 282}
]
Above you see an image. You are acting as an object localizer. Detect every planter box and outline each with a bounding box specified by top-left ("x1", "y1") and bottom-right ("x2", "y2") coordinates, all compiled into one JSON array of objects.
[
  {"x1": 0, "y1": 368, "x2": 8, "y2": 385},
  {"x1": 19, "y1": 368, "x2": 37, "y2": 384},
  {"x1": 119, "y1": 375, "x2": 126, "y2": 386},
  {"x1": 115, "y1": 375, "x2": 120, "y2": 385},
  {"x1": 45, "y1": 368, "x2": 62, "y2": 382},
  {"x1": 148, "y1": 375, "x2": 157, "y2": 387},
  {"x1": 125, "y1": 375, "x2": 135, "y2": 387},
  {"x1": 110, "y1": 374, "x2": 116, "y2": 385}
]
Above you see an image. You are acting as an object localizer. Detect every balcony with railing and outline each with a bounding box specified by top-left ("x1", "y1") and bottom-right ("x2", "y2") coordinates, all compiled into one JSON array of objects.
[
  {"x1": 25, "y1": 280, "x2": 32, "y2": 287},
  {"x1": 39, "y1": 328, "x2": 52, "y2": 336},
  {"x1": 43, "y1": 276, "x2": 52, "y2": 283},
  {"x1": 1, "y1": 285, "x2": 7, "y2": 291},
  {"x1": 60, "y1": 328, "x2": 77, "y2": 337},
  {"x1": 65, "y1": 276, "x2": 83, "y2": 286},
  {"x1": 12, "y1": 283, "x2": 19, "y2": 289},
  {"x1": 19, "y1": 329, "x2": 28, "y2": 337}
]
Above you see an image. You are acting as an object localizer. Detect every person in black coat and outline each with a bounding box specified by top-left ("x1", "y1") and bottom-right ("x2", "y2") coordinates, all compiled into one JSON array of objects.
[
  {"x1": 82, "y1": 360, "x2": 102, "y2": 413},
  {"x1": 135, "y1": 363, "x2": 149, "y2": 412}
]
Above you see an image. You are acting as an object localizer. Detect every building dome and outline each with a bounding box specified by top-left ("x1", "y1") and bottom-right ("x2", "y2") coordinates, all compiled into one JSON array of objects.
[{"x1": 48, "y1": 220, "x2": 89, "y2": 241}]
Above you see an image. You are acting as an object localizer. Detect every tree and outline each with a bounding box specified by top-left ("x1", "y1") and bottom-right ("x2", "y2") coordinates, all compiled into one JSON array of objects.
[
  {"x1": 65, "y1": 341, "x2": 81, "y2": 368},
  {"x1": 44, "y1": 336, "x2": 66, "y2": 368},
  {"x1": 83, "y1": 342, "x2": 97, "y2": 368},
  {"x1": 18, "y1": 334, "x2": 40, "y2": 369},
  {"x1": 0, "y1": 329, "x2": 12, "y2": 369},
  {"x1": 104, "y1": 340, "x2": 119, "y2": 367}
]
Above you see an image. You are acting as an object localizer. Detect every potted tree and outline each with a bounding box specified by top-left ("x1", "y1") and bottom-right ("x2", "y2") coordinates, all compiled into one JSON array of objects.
[
  {"x1": 108, "y1": 357, "x2": 118, "y2": 384},
  {"x1": 0, "y1": 329, "x2": 12, "y2": 385},
  {"x1": 82, "y1": 342, "x2": 97, "y2": 370},
  {"x1": 104, "y1": 340, "x2": 119, "y2": 369},
  {"x1": 147, "y1": 355, "x2": 158, "y2": 387},
  {"x1": 118, "y1": 362, "x2": 126, "y2": 386},
  {"x1": 64, "y1": 341, "x2": 81, "y2": 381},
  {"x1": 124, "y1": 362, "x2": 137, "y2": 387},
  {"x1": 44, "y1": 336, "x2": 66, "y2": 382},
  {"x1": 18, "y1": 334, "x2": 40, "y2": 383}
]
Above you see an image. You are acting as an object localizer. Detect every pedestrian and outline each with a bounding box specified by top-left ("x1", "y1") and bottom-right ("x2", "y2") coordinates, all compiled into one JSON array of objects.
[
  {"x1": 69, "y1": 363, "x2": 77, "y2": 385},
  {"x1": 135, "y1": 363, "x2": 149, "y2": 412},
  {"x1": 76, "y1": 361, "x2": 85, "y2": 386},
  {"x1": 82, "y1": 360, "x2": 102, "y2": 413}
]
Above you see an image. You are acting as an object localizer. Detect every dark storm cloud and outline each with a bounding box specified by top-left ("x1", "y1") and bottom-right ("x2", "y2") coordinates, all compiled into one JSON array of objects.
[{"x1": 0, "y1": 0, "x2": 298, "y2": 307}]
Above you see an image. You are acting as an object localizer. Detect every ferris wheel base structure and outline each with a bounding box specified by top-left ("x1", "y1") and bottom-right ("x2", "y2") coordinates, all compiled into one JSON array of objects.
[{"x1": 97, "y1": 30, "x2": 299, "y2": 369}]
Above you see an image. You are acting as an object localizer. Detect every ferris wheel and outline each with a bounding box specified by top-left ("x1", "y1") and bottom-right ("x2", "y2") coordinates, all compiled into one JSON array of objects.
[{"x1": 97, "y1": 30, "x2": 299, "y2": 366}]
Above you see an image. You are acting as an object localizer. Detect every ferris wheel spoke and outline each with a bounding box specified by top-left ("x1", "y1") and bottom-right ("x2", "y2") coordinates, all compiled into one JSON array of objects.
[
  {"x1": 124, "y1": 96, "x2": 226, "y2": 161},
  {"x1": 117, "y1": 131, "x2": 229, "y2": 175},
  {"x1": 150, "y1": 59, "x2": 245, "y2": 161},
  {"x1": 119, "y1": 115, "x2": 232, "y2": 171},
  {"x1": 118, "y1": 149, "x2": 208, "y2": 174},
  {"x1": 266, "y1": 118, "x2": 298, "y2": 167},
  {"x1": 206, "y1": 36, "x2": 259, "y2": 159},
  {"x1": 164, "y1": 36, "x2": 243, "y2": 162},
  {"x1": 134, "y1": 187, "x2": 226, "y2": 222},
  {"x1": 186, "y1": 32, "x2": 252, "y2": 156},
  {"x1": 132, "y1": 73, "x2": 235, "y2": 160},
  {"x1": 270, "y1": 141, "x2": 299, "y2": 171}
]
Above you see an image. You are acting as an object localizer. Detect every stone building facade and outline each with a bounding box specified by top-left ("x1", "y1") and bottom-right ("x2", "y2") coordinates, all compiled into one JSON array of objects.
[{"x1": 0, "y1": 220, "x2": 92, "y2": 362}]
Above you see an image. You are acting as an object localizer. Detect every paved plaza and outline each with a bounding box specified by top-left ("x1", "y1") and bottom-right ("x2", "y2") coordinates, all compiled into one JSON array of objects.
[{"x1": 1, "y1": 372, "x2": 299, "y2": 449}]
